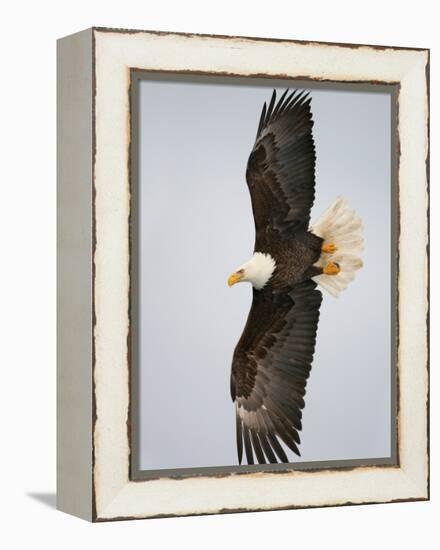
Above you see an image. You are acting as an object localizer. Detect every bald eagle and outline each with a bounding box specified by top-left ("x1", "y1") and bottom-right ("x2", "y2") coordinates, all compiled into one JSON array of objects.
[{"x1": 227, "y1": 89, "x2": 363, "y2": 465}]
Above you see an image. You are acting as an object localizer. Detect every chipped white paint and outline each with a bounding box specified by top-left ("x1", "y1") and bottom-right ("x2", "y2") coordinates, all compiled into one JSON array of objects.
[{"x1": 93, "y1": 28, "x2": 429, "y2": 520}]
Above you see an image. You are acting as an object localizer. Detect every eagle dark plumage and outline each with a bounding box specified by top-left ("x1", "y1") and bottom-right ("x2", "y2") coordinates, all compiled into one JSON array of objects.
[{"x1": 228, "y1": 89, "x2": 364, "y2": 464}]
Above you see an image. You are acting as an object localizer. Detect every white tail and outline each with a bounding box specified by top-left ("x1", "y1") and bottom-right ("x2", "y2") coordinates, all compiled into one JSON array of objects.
[{"x1": 310, "y1": 197, "x2": 363, "y2": 297}]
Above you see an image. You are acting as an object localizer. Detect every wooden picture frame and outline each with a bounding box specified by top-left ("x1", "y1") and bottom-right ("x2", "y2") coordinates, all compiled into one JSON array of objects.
[{"x1": 57, "y1": 27, "x2": 429, "y2": 521}]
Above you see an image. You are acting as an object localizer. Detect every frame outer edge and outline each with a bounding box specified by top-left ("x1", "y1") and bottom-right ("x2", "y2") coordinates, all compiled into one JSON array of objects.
[
  {"x1": 57, "y1": 27, "x2": 94, "y2": 521},
  {"x1": 421, "y1": 47, "x2": 429, "y2": 499},
  {"x1": 89, "y1": 29, "x2": 429, "y2": 521}
]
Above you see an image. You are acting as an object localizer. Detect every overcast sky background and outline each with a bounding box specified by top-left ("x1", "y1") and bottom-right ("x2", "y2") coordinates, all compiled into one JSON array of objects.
[{"x1": 137, "y1": 78, "x2": 392, "y2": 471}]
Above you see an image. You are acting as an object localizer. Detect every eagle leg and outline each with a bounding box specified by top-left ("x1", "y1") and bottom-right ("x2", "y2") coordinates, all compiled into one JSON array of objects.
[
  {"x1": 321, "y1": 242, "x2": 337, "y2": 254},
  {"x1": 323, "y1": 261, "x2": 340, "y2": 275},
  {"x1": 304, "y1": 261, "x2": 340, "y2": 279}
]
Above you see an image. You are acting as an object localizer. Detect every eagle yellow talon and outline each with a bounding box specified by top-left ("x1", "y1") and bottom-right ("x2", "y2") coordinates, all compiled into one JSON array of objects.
[
  {"x1": 322, "y1": 242, "x2": 337, "y2": 254},
  {"x1": 323, "y1": 261, "x2": 340, "y2": 276}
]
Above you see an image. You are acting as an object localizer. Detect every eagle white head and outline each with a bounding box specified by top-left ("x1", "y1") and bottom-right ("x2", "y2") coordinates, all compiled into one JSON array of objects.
[{"x1": 228, "y1": 252, "x2": 276, "y2": 290}]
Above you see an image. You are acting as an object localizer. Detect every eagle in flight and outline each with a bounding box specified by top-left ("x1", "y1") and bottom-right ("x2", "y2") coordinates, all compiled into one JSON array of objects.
[{"x1": 227, "y1": 89, "x2": 363, "y2": 465}]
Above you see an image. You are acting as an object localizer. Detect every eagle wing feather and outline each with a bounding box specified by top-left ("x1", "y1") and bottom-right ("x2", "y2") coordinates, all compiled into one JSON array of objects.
[
  {"x1": 246, "y1": 89, "x2": 316, "y2": 246},
  {"x1": 231, "y1": 280, "x2": 322, "y2": 464}
]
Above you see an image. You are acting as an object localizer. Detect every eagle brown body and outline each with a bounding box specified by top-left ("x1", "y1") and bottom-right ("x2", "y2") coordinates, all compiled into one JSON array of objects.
[{"x1": 257, "y1": 230, "x2": 323, "y2": 289}]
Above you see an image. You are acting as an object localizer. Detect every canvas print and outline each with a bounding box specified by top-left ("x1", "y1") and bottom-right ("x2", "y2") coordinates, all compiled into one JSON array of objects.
[{"x1": 134, "y1": 78, "x2": 393, "y2": 473}]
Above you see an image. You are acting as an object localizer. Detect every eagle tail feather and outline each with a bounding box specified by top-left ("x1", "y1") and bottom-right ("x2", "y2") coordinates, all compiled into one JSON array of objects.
[{"x1": 310, "y1": 196, "x2": 364, "y2": 297}]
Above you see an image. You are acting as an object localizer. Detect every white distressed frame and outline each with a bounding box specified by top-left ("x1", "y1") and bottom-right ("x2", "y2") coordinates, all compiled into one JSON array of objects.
[{"x1": 58, "y1": 28, "x2": 429, "y2": 521}]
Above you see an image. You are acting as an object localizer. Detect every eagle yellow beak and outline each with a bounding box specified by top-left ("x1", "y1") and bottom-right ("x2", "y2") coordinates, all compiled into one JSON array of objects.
[{"x1": 228, "y1": 271, "x2": 244, "y2": 287}]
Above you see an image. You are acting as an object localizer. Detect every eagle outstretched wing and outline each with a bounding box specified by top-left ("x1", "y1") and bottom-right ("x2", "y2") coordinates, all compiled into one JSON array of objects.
[
  {"x1": 230, "y1": 280, "x2": 322, "y2": 464},
  {"x1": 246, "y1": 89, "x2": 316, "y2": 246}
]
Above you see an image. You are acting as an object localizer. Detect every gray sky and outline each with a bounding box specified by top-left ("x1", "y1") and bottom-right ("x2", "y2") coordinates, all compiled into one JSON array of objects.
[{"x1": 137, "y1": 78, "x2": 391, "y2": 471}]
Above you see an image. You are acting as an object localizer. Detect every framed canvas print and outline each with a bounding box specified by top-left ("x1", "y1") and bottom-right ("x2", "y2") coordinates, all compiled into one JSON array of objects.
[{"x1": 57, "y1": 27, "x2": 429, "y2": 521}]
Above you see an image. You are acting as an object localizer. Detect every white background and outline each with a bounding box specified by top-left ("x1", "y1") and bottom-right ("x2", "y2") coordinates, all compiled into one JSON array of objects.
[{"x1": 0, "y1": 1, "x2": 437, "y2": 548}]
